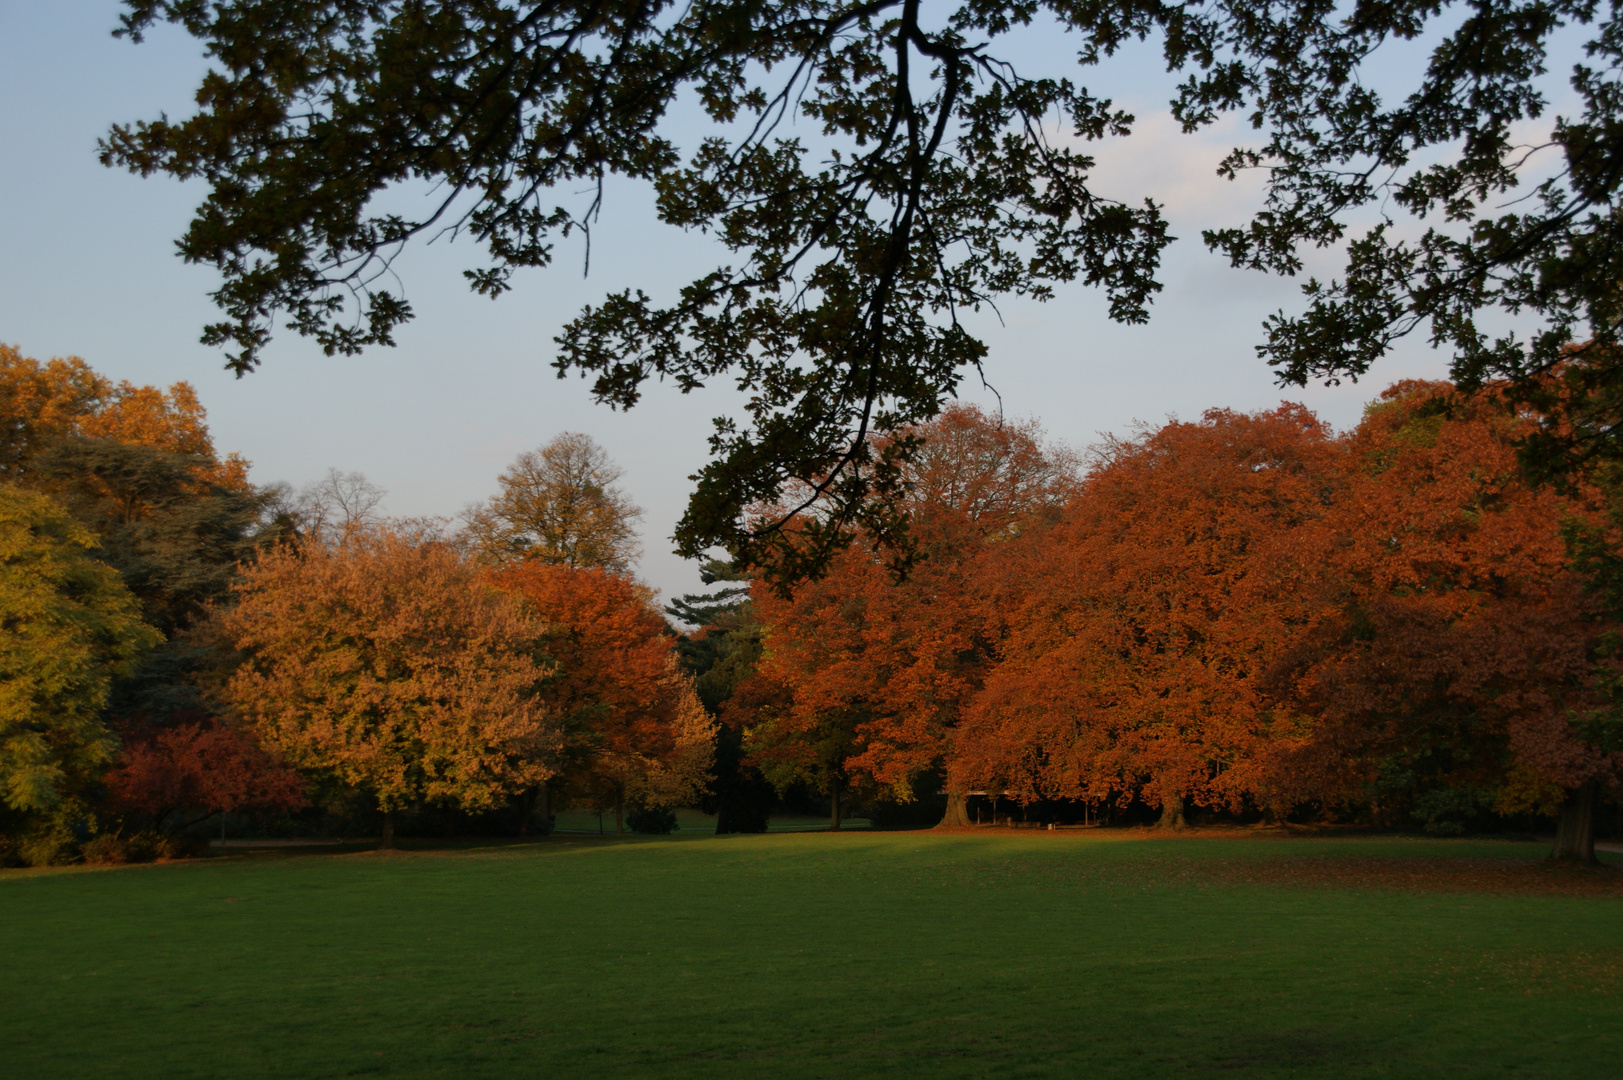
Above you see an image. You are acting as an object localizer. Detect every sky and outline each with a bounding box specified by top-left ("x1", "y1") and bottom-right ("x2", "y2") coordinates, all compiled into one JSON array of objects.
[{"x1": 1, "y1": 1, "x2": 1513, "y2": 607}]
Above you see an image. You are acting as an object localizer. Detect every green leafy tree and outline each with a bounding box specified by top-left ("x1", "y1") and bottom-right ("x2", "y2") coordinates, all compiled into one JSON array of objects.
[
  {"x1": 105, "y1": 0, "x2": 1623, "y2": 573},
  {"x1": 32, "y1": 437, "x2": 264, "y2": 636},
  {"x1": 29, "y1": 436, "x2": 268, "y2": 729},
  {"x1": 0, "y1": 486, "x2": 160, "y2": 858},
  {"x1": 668, "y1": 558, "x2": 774, "y2": 833},
  {"x1": 100, "y1": 0, "x2": 1169, "y2": 578},
  {"x1": 2, "y1": 348, "x2": 270, "y2": 731}
]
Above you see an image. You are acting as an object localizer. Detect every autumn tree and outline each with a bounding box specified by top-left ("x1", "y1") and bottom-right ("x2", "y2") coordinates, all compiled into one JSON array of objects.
[
  {"x1": 0, "y1": 486, "x2": 159, "y2": 863},
  {"x1": 745, "y1": 405, "x2": 1077, "y2": 828},
  {"x1": 104, "y1": 721, "x2": 307, "y2": 836},
  {"x1": 955, "y1": 404, "x2": 1345, "y2": 826},
  {"x1": 465, "y1": 433, "x2": 642, "y2": 573},
  {"x1": 0, "y1": 344, "x2": 248, "y2": 489},
  {"x1": 490, "y1": 561, "x2": 713, "y2": 832},
  {"x1": 1, "y1": 346, "x2": 105, "y2": 479},
  {"x1": 1, "y1": 347, "x2": 271, "y2": 740},
  {"x1": 1279, "y1": 383, "x2": 1620, "y2": 861},
  {"x1": 223, "y1": 523, "x2": 561, "y2": 848}
]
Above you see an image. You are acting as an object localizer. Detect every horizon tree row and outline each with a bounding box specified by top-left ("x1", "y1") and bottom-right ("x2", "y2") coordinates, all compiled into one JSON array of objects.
[
  {"x1": 0, "y1": 345, "x2": 710, "y2": 865},
  {"x1": 713, "y1": 388, "x2": 1623, "y2": 861},
  {"x1": 7, "y1": 341, "x2": 1621, "y2": 865}
]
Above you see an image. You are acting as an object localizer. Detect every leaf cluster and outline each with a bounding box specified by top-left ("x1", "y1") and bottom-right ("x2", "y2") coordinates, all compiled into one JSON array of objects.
[{"x1": 106, "y1": 0, "x2": 1176, "y2": 577}]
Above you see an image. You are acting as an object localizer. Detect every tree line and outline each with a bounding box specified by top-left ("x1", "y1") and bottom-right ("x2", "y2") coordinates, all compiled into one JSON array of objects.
[
  {"x1": 700, "y1": 391, "x2": 1623, "y2": 862},
  {"x1": 1, "y1": 344, "x2": 709, "y2": 864},
  {"x1": 5, "y1": 343, "x2": 1620, "y2": 866}
]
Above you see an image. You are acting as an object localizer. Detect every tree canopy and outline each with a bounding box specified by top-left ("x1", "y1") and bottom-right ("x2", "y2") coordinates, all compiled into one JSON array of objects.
[
  {"x1": 0, "y1": 485, "x2": 159, "y2": 815},
  {"x1": 489, "y1": 560, "x2": 714, "y2": 830},
  {"x1": 223, "y1": 523, "x2": 561, "y2": 846},
  {"x1": 464, "y1": 432, "x2": 642, "y2": 572},
  {"x1": 726, "y1": 387, "x2": 1622, "y2": 857},
  {"x1": 0, "y1": 344, "x2": 250, "y2": 490},
  {"x1": 743, "y1": 404, "x2": 1076, "y2": 823},
  {"x1": 106, "y1": 0, "x2": 1623, "y2": 574},
  {"x1": 956, "y1": 404, "x2": 1346, "y2": 825}
]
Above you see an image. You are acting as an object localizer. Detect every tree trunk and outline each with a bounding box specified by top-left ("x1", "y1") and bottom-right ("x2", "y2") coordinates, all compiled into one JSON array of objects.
[
  {"x1": 614, "y1": 787, "x2": 624, "y2": 835},
  {"x1": 1551, "y1": 778, "x2": 1600, "y2": 864},
  {"x1": 517, "y1": 786, "x2": 537, "y2": 838},
  {"x1": 537, "y1": 781, "x2": 551, "y2": 835},
  {"x1": 1158, "y1": 793, "x2": 1186, "y2": 830},
  {"x1": 830, "y1": 777, "x2": 842, "y2": 831},
  {"x1": 379, "y1": 809, "x2": 395, "y2": 850},
  {"x1": 937, "y1": 789, "x2": 972, "y2": 828}
]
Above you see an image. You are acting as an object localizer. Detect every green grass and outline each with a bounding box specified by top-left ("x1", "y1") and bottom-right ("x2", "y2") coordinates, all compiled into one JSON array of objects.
[{"x1": 4, "y1": 832, "x2": 1620, "y2": 1079}]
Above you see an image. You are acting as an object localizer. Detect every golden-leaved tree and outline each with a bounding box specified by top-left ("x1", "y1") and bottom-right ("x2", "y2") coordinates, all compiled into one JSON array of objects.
[
  {"x1": 223, "y1": 524, "x2": 561, "y2": 847},
  {"x1": 465, "y1": 432, "x2": 642, "y2": 572}
]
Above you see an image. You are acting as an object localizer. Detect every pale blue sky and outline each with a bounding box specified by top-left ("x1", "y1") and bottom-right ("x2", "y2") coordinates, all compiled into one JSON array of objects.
[{"x1": 1, "y1": 1, "x2": 1491, "y2": 605}]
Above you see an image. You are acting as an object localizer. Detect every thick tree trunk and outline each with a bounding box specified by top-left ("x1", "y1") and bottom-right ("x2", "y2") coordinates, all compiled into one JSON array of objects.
[
  {"x1": 615, "y1": 788, "x2": 624, "y2": 835},
  {"x1": 830, "y1": 777, "x2": 842, "y2": 831},
  {"x1": 379, "y1": 809, "x2": 395, "y2": 850},
  {"x1": 1551, "y1": 779, "x2": 1600, "y2": 864},
  {"x1": 1158, "y1": 793, "x2": 1186, "y2": 830},
  {"x1": 937, "y1": 790, "x2": 972, "y2": 829}
]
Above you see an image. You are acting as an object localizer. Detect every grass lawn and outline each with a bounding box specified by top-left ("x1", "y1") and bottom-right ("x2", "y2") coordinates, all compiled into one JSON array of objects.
[{"x1": 4, "y1": 831, "x2": 1620, "y2": 1079}]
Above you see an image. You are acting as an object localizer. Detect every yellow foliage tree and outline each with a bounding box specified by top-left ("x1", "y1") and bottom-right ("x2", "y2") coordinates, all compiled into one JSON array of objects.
[
  {"x1": 223, "y1": 524, "x2": 561, "y2": 847},
  {"x1": 465, "y1": 432, "x2": 642, "y2": 572}
]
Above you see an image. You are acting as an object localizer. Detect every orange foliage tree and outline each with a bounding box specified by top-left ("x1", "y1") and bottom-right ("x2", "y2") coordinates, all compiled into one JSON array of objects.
[
  {"x1": 955, "y1": 404, "x2": 1346, "y2": 825},
  {"x1": 223, "y1": 525, "x2": 560, "y2": 847},
  {"x1": 489, "y1": 562, "x2": 713, "y2": 831},
  {"x1": 1275, "y1": 383, "x2": 1620, "y2": 859},
  {"x1": 0, "y1": 344, "x2": 249, "y2": 489},
  {"x1": 2, "y1": 344, "x2": 262, "y2": 641},
  {"x1": 743, "y1": 405, "x2": 1076, "y2": 827}
]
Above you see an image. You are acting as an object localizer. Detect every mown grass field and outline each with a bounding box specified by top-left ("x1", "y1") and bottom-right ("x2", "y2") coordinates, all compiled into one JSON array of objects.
[{"x1": 4, "y1": 831, "x2": 1620, "y2": 1079}]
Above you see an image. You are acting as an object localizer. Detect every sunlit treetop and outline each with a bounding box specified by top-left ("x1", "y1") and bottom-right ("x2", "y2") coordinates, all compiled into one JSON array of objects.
[
  {"x1": 104, "y1": 0, "x2": 1623, "y2": 576},
  {"x1": 0, "y1": 344, "x2": 250, "y2": 490}
]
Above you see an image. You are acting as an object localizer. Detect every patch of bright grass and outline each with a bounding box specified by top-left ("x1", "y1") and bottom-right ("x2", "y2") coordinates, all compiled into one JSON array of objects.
[{"x1": 3, "y1": 832, "x2": 1618, "y2": 1078}]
